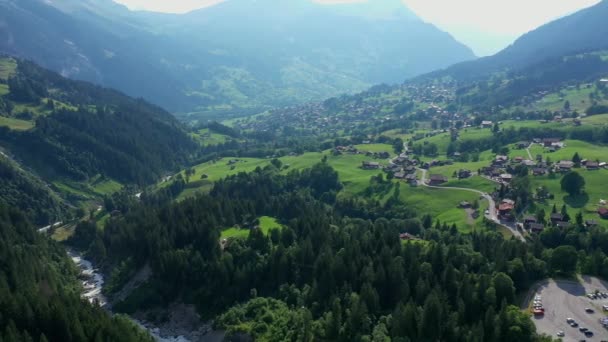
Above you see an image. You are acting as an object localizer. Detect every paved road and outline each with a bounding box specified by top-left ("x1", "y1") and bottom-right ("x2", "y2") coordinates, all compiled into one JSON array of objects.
[
  {"x1": 417, "y1": 168, "x2": 525, "y2": 241},
  {"x1": 526, "y1": 277, "x2": 608, "y2": 342}
]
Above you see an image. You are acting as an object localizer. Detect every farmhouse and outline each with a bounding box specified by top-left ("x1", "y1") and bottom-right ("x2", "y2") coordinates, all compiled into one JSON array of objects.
[
  {"x1": 522, "y1": 160, "x2": 537, "y2": 167},
  {"x1": 495, "y1": 155, "x2": 509, "y2": 164},
  {"x1": 516, "y1": 141, "x2": 530, "y2": 149},
  {"x1": 457, "y1": 169, "x2": 472, "y2": 179},
  {"x1": 362, "y1": 161, "x2": 380, "y2": 170},
  {"x1": 550, "y1": 213, "x2": 564, "y2": 224},
  {"x1": 481, "y1": 120, "x2": 493, "y2": 128},
  {"x1": 532, "y1": 168, "x2": 547, "y2": 176},
  {"x1": 555, "y1": 221, "x2": 571, "y2": 229},
  {"x1": 500, "y1": 174, "x2": 513, "y2": 183},
  {"x1": 586, "y1": 161, "x2": 600, "y2": 170},
  {"x1": 543, "y1": 138, "x2": 561, "y2": 147},
  {"x1": 394, "y1": 171, "x2": 406, "y2": 179},
  {"x1": 585, "y1": 220, "x2": 599, "y2": 228},
  {"x1": 428, "y1": 174, "x2": 448, "y2": 185},
  {"x1": 556, "y1": 160, "x2": 574, "y2": 172},
  {"x1": 529, "y1": 223, "x2": 545, "y2": 233}
]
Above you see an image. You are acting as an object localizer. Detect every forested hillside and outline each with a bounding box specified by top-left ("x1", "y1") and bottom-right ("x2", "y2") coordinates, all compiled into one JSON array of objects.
[
  {"x1": 0, "y1": 155, "x2": 67, "y2": 226},
  {"x1": 74, "y1": 163, "x2": 563, "y2": 341},
  {"x1": 0, "y1": 0, "x2": 475, "y2": 120},
  {"x1": 0, "y1": 57, "x2": 197, "y2": 185},
  {"x1": 0, "y1": 203, "x2": 153, "y2": 342}
]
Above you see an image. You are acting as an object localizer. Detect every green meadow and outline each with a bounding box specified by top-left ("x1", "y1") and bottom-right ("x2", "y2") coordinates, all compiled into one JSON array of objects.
[
  {"x1": 0, "y1": 116, "x2": 34, "y2": 131},
  {"x1": 221, "y1": 216, "x2": 283, "y2": 239}
]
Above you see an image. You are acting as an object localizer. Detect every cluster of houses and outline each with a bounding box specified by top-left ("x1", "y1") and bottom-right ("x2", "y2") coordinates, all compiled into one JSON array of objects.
[{"x1": 362, "y1": 153, "x2": 421, "y2": 185}]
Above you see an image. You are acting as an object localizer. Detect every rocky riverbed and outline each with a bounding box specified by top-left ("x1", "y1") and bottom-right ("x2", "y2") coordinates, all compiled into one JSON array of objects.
[{"x1": 68, "y1": 250, "x2": 224, "y2": 342}]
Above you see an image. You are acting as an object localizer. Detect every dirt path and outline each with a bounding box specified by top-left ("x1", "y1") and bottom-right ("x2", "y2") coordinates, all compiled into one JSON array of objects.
[{"x1": 417, "y1": 168, "x2": 525, "y2": 242}]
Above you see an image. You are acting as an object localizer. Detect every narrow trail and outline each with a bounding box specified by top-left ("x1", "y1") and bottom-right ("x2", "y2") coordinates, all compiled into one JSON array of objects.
[{"x1": 417, "y1": 168, "x2": 526, "y2": 242}]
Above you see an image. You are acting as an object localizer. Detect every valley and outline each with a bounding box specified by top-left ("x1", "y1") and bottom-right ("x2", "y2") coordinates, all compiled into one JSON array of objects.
[{"x1": 2, "y1": 1, "x2": 608, "y2": 341}]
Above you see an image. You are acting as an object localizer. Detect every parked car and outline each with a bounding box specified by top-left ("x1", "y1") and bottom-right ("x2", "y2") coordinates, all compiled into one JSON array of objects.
[
  {"x1": 557, "y1": 331, "x2": 565, "y2": 337},
  {"x1": 585, "y1": 307, "x2": 594, "y2": 313}
]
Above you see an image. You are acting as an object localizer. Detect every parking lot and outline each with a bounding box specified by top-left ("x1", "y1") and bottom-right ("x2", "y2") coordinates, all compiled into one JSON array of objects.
[{"x1": 527, "y1": 277, "x2": 608, "y2": 341}]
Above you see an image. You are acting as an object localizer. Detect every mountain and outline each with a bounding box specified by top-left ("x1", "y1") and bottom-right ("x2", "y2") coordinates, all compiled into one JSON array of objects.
[
  {"x1": 0, "y1": 56, "x2": 197, "y2": 187},
  {"x1": 0, "y1": 202, "x2": 154, "y2": 341},
  {"x1": 429, "y1": 0, "x2": 608, "y2": 80},
  {"x1": 0, "y1": 0, "x2": 475, "y2": 120}
]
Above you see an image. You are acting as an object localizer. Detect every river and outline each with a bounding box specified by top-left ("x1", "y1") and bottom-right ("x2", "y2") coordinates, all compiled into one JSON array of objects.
[{"x1": 68, "y1": 250, "x2": 224, "y2": 342}]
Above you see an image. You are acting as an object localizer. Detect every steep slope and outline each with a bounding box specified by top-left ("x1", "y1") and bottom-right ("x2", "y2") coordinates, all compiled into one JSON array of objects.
[
  {"x1": 0, "y1": 0, "x2": 475, "y2": 119},
  {"x1": 432, "y1": 0, "x2": 608, "y2": 80},
  {"x1": 0, "y1": 154, "x2": 67, "y2": 226},
  {"x1": 0, "y1": 203, "x2": 153, "y2": 341},
  {"x1": 0, "y1": 57, "x2": 197, "y2": 185}
]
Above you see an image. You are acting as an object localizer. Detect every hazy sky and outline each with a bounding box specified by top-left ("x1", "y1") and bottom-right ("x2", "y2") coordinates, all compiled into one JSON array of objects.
[{"x1": 112, "y1": 0, "x2": 601, "y2": 56}]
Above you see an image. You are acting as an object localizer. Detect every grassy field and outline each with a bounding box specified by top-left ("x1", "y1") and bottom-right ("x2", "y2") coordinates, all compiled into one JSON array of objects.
[
  {"x1": 170, "y1": 150, "x2": 493, "y2": 230},
  {"x1": 442, "y1": 176, "x2": 498, "y2": 194},
  {"x1": 400, "y1": 185, "x2": 486, "y2": 232},
  {"x1": 221, "y1": 216, "x2": 283, "y2": 239},
  {"x1": 538, "y1": 140, "x2": 608, "y2": 162},
  {"x1": 53, "y1": 176, "x2": 123, "y2": 199},
  {"x1": 528, "y1": 169, "x2": 608, "y2": 222},
  {"x1": 581, "y1": 114, "x2": 608, "y2": 126},
  {"x1": 0, "y1": 58, "x2": 16, "y2": 79},
  {"x1": 0, "y1": 84, "x2": 8, "y2": 96},
  {"x1": 0, "y1": 116, "x2": 34, "y2": 131},
  {"x1": 534, "y1": 85, "x2": 596, "y2": 112},
  {"x1": 194, "y1": 128, "x2": 232, "y2": 146},
  {"x1": 354, "y1": 143, "x2": 395, "y2": 155}
]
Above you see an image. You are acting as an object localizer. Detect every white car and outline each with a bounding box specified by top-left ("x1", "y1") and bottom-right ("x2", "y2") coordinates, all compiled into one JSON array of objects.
[{"x1": 557, "y1": 331, "x2": 565, "y2": 337}]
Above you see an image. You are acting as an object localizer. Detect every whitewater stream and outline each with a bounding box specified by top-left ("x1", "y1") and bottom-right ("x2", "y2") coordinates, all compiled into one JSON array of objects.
[{"x1": 68, "y1": 250, "x2": 223, "y2": 342}]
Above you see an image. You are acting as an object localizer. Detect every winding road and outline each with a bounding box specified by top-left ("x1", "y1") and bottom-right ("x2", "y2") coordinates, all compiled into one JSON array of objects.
[{"x1": 417, "y1": 168, "x2": 525, "y2": 242}]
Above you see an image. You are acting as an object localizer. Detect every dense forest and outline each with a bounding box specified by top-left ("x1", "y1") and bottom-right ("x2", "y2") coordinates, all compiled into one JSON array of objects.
[
  {"x1": 67, "y1": 162, "x2": 578, "y2": 341},
  {"x1": 0, "y1": 155, "x2": 67, "y2": 226},
  {"x1": 0, "y1": 58, "x2": 198, "y2": 184},
  {"x1": 0, "y1": 202, "x2": 153, "y2": 342}
]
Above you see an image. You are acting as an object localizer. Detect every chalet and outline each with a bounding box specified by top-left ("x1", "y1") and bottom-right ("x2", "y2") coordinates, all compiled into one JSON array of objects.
[
  {"x1": 573, "y1": 118, "x2": 582, "y2": 126},
  {"x1": 513, "y1": 156, "x2": 524, "y2": 164},
  {"x1": 550, "y1": 213, "x2": 564, "y2": 224},
  {"x1": 385, "y1": 164, "x2": 402, "y2": 173},
  {"x1": 405, "y1": 174, "x2": 417, "y2": 183},
  {"x1": 516, "y1": 141, "x2": 530, "y2": 149},
  {"x1": 500, "y1": 174, "x2": 513, "y2": 182},
  {"x1": 362, "y1": 161, "x2": 380, "y2": 170},
  {"x1": 585, "y1": 220, "x2": 599, "y2": 228},
  {"x1": 491, "y1": 169, "x2": 502, "y2": 178},
  {"x1": 498, "y1": 199, "x2": 515, "y2": 216},
  {"x1": 522, "y1": 160, "x2": 537, "y2": 167},
  {"x1": 428, "y1": 174, "x2": 448, "y2": 185},
  {"x1": 586, "y1": 161, "x2": 600, "y2": 170},
  {"x1": 393, "y1": 156, "x2": 409, "y2": 165},
  {"x1": 404, "y1": 166, "x2": 416, "y2": 174},
  {"x1": 557, "y1": 160, "x2": 574, "y2": 172},
  {"x1": 529, "y1": 223, "x2": 545, "y2": 233},
  {"x1": 394, "y1": 171, "x2": 406, "y2": 179},
  {"x1": 458, "y1": 169, "x2": 472, "y2": 179},
  {"x1": 399, "y1": 233, "x2": 419, "y2": 241},
  {"x1": 494, "y1": 155, "x2": 509, "y2": 166},
  {"x1": 532, "y1": 168, "x2": 547, "y2": 176},
  {"x1": 598, "y1": 207, "x2": 608, "y2": 219},
  {"x1": 524, "y1": 216, "x2": 538, "y2": 229},
  {"x1": 556, "y1": 221, "x2": 571, "y2": 229},
  {"x1": 377, "y1": 151, "x2": 391, "y2": 159},
  {"x1": 481, "y1": 120, "x2": 493, "y2": 128},
  {"x1": 543, "y1": 138, "x2": 561, "y2": 147}
]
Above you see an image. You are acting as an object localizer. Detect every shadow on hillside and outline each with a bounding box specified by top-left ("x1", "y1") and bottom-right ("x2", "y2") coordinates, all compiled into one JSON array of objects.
[{"x1": 563, "y1": 192, "x2": 589, "y2": 209}]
